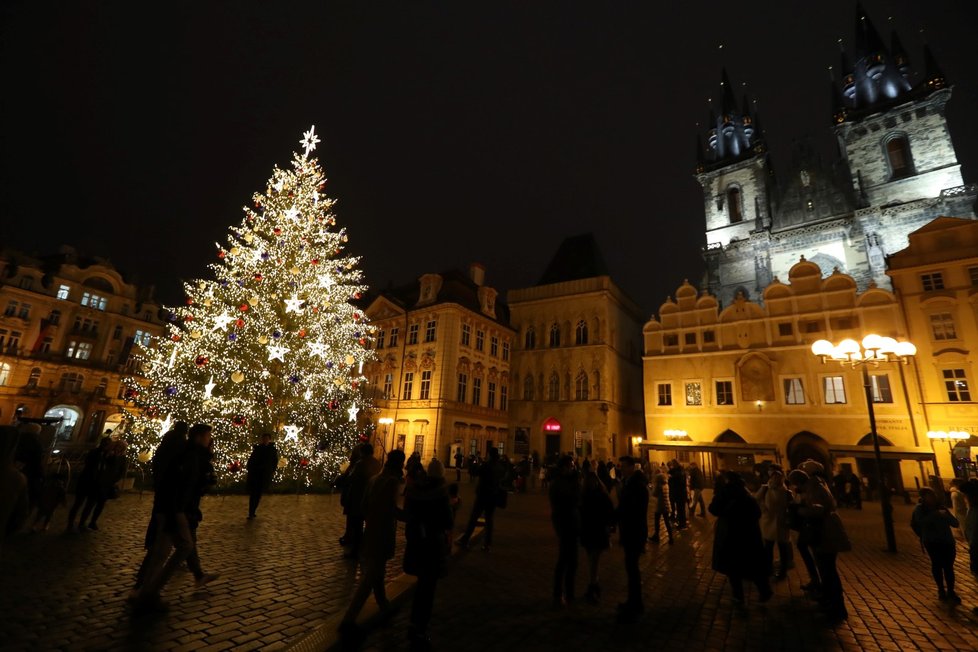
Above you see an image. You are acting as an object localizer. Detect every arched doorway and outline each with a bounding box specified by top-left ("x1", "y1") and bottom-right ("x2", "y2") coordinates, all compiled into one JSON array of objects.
[
  {"x1": 855, "y1": 434, "x2": 906, "y2": 496},
  {"x1": 44, "y1": 405, "x2": 83, "y2": 442},
  {"x1": 542, "y1": 417, "x2": 561, "y2": 460},
  {"x1": 103, "y1": 413, "x2": 126, "y2": 436},
  {"x1": 787, "y1": 431, "x2": 830, "y2": 471},
  {"x1": 715, "y1": 429, "x2": 754, "y2": 475}
]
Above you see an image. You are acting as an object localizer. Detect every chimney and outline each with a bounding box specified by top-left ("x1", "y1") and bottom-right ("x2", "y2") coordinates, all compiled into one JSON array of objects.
[{"x1": 468, "y1": 262, "x2": 485, "y2": 286}]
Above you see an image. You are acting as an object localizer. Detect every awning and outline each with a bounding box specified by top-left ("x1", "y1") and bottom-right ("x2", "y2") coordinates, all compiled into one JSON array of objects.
[
  {"x1": 829, "y1": 445, "x2": 935, "y2": 462},
  {"x1": 639, "y1": 440, "x2": 780, "y2": 455}
]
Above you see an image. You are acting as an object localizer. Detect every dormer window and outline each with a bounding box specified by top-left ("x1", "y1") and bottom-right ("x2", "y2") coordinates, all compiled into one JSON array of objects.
[
  {"x1": 885, "y1": 135, "x2": 913, "y2": 180},
  {"x1": 727, "y1": 187, "x2": 743, "y2": 223}
]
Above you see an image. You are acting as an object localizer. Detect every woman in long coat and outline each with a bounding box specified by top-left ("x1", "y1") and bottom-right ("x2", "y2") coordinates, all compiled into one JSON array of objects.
[
  {"x1": 755, "y1": 466, "x2": 792, "y2": 579},
  {"x1": 710, "y1": 472, "x2": 773, "y2": 604},
  {"x1": 580, "y1": 460, "x2": 615, "y2": 604}
]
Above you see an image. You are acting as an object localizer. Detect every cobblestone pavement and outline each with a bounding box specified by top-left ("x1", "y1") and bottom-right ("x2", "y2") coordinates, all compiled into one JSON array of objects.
[
  {"x1": 4, "y1": 486, "x2": 978, "y2": 652},
  {"x1": 0, "y1": 490, "x2": 403, "y2": 652}
]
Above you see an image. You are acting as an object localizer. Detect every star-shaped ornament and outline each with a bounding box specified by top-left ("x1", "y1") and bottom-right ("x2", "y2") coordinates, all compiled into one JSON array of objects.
[
  {"x1": 283, "y1": 424, "x2": 302, "y2": 442},
  {"x1": 159, "y1": 414, "x2": 173, "y2": 435},
  {"x1": 203, "y1": 376, "x2": 216, "y2": 399},
  {"x1": 308, "y1": 341, "x2": 327, "y2": 358},
  {"x1": 317, "y1": 274, "x2": 334, "y2": 289},
  {"x1": 211, "y1": 313, "x2": 235, "y2": 331},
  {"x1": 300, "y1": 125, "x2": 321, "y2": 157},
  {"x1": 267, "y1": 345, "x2": 289, "y2": 362},
  {"x1": 284, "y1": 295, "x2": 305, "y2": 313},
  {"x1": 284, "y1": 205, "x2": 300, "y2": 221},
  {"x1": 348, "y1": 405, "x2": 359, "y2": 422}
]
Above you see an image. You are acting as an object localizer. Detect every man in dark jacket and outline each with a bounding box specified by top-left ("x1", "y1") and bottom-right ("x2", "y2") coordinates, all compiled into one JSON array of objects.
[
  {"x1": 343, "y1": 443, "x2": 381, "y2": 558},
  {"x1": 616, "y1": 455, "x2": 648, "y2": 623},
  {"x1": 688, "y1": 461, "x2": 706, "y2": 517},
  {"x1": 131, "y1": 423, "x2": 214, "y2": 613},
  {"x1": 246, "y1": 433, "x2": 278, "y2": 518},
  {"x1": 456, "y1": 447, "x2": 501, "y2": 551},
  {"x1": 668, "y1": 460, "x2": 688, "y2": 529},
  {"x1": 549, "y1": 455, "x2": 581, "y2": 606}
]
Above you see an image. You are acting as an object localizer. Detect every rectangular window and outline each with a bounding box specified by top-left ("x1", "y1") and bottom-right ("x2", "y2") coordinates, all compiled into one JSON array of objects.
[
  {"x1": 419, "y1": 370, "x2": 432, "y2": 400},
  {"x1": 472, "y1": 377, "x2": 482, "y2": 405},
  {"x1": 783, "y1": 378, "x2": 805, "y2": 405},
  {"x1": 684, "y1": 332, "x2": 696, "y2": 345},
  {"x1": 476, "y1": 330, "x2": 485, "y2": 351},
  {"x1": 81, "y1": 292, "x2": 108, "y2": 310},
  {"x1": 657, "y1": 383, "x2": 672, "y2": 406},
  {"x1": 502, "y1": 342, "x2": 510, "y2": 361},
  {"x1": 500, "y1": 385, "x2": 508, "y2": 411},
  {"x1": 804, "y1": 321, "x2": 822, "y2": 333},
  {"x1": 823, "y1": 376, "x2": 847, "y2": 404},
  {"x1": 48, "y1": 310, "x2": 61, "y2": 325},
  {"x1": 921, "y1": 272, "x2": 945, "y2": 291},
  {"x1": 457, "y1": 373, "x2": 468, "y2": 403},
  {"x1": 383, "y1": 373, "x2": 393, "y2": 399},
  {"x1": 870, "y1": 374, "x2": 893, "y2": 403},
  {"x1": 388, "y1": 328, "x2": 399, "y2": 347},
  {"x1": 402, "y1": 372, "x2": 414, "y2": 400},
  {"x1": 376, "y1": 329, "x2": 385, "y2": 349},
  {"x1": 113, "y1": 325, "x2": 123, "y2": 340},
  {"x1": 414, "y1": 435, "x2": 424, "y2": 454},
  {"x1": 715, "y1": 380, "x2": 734, "y2": 405},
  {"x1": 702, "y1": 330, "x2": 715, "y2": 344},
  {"x1": 19, "y1": 277, "x2": 33, "y2": 290},
  {"x1": 41, "y1": 337, "x2": 52, "y2": 353},
  {"x1": 408, "y1": 323, "x2": 420, "y2": 345},
  {"x1": 424, "y1": 320, "x2": 437, "y2": 343},
  {"x1": 77, "y1": 342, "x2": 93, "y2": 360},
  {"x1": 930, "y1": 313, "x2": 957, "y2": 340},
  {"x1": 778, "y1": 323, "x2": 793, "y2": 337},
  {"x1": 4, "y1": 301, "x2": 16, "y2": 317},
  {"x1": 487, "y1": 381, "x2": 496, "y2": 409},
  {"x1": 0, "y1": 329, "x2": 8, "y2": 350},
  {"x1": 664, "y1": 334, "x2": 678, "y2": 346},
  {"x1": 461, "y1": 324, "x2": 471, "y2": 346},
  {"x1": 943, "y1": 369, "x2": 972, "y2": 402},
  {"x1": 684, "y1": 382, "x2": 702, "y2": 406},
  {"x1": 57, "y1": 285, "x2": 70, "y2": 300},
  {"x1": 17, "y1": 303, "x2": 30, "y2": 319},
  {"x1": 134, "y1": 330, "x2": 152, "y2": 346},
  {"x1": 970, "y1": 266, "x2": 978, "y2": 288},
  {"x1": 490, "y1": 336, "x2": 498, "y2": 357}
]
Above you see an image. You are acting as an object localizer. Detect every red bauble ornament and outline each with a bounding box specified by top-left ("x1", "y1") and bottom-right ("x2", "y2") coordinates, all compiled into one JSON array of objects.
[
  {"x1": 124, "y1": 388, "x2": 139, "y2": 400},
  {"x1": 231, "y1": 414, "x2": 246, "y2": 426},
  {"x1": 217, "y1": 250, "x2": 226, "y2": 259},
  {"x1": 266, "y1": 398, "x2": 274, "y2": 406},
  {"x1": 185, "y1": 297, "x2": 194, "y2": 305},
  {"x1": 353, "y1": 292, "x2": 362, "y2": 300},
  {"x1": 183, "y1": 315, "x2": 194, "y2": 322},
  {"x1": 311, "y1": 258, "x2": 319, "y2": 265},
  {"x1": 239, "y1": 304, "x2": 249, "y2": 312},
  {"x1": 235, "y1": 319, "x2": 245, "y2": 328},
  {"x1": 298, "y1": 329, "x2": 307, "y2": 338},
  {"x1": 146, "y1": 406, "x2": 160, "y2": 418},
  {"x1": 194, "y1": 355, "x2": 209, "y2": 367},
  {"x1": 273, "y1": 228, "x2": 282, "y2": 235},
  {"x1": 358, "y1": 338, "x2": 366, "y2": 346},
  {"x1": 254, "y1": 274, "x2": 263, "y2": 282},
  {"x1": 172, "y1": 334, "x2": 182, "y2": 342},
  {"x1": 329, "y1": 400, "x2": 339, "y2": 410},
  {"x1": 299, "y1": 458, "x2": 310, "y2": 468},
  {"x1": 351, "y1": 381, "x2": 360, "y2": 390},
  {"x1": 228, "y1": 461, "x2": 242, "y2": 473}
]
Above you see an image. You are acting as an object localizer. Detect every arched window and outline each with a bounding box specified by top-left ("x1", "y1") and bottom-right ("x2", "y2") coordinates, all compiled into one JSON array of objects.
[
  {"x1": 575, "y1": 372, "x2": 589, "y2": 401},
  {"x1": 548, "y1": 373, "x2": 560, "y2": 401},
  {"x1": 524, "y1": 327, "x2": 536, "y2": 350},
  {"x1": 885, "y1": 136, "x2": 913, "y2": 179},
  {"x1": 523, "y1": 374, "x2": 534, "y2": 400},
  {"x1": 0, "y1": 362, "x2": 10, "y2": 386},
  {"x1": 727, "y1": 187, "x2": 743, "y2": 223},
  {"x1": 549, "y1": 323, "x2": 561, "y2": 348},
  {"x1": 575, "y1": 319, "x2": 588, "y2": 345},
  {"x1": 27, "y1": 367, "x2": 41, "y2": 388}
]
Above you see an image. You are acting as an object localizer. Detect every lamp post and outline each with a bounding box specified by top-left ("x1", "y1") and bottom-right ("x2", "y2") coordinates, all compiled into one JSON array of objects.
[
  {"x1": 377, "y1": 417, "x2": 394, "y2": 462},
  {"x1": 812, "y1": 334, "x2": 917, "y2": 554},
  {"x1": 927, "y1": 430, "x2": 970, "y2": 479}
]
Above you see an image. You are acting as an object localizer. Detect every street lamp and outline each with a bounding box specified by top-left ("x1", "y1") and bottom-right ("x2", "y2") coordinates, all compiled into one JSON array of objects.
[
  {"x1": 812, "y1": 334, "x2": 916, "y2": 553},
  {"x1": 377, "y1": 417, "x2": 394, "y2": 462},
  {"x1": 664, "y1": 429, "x2": 687, "y2": 439},
  {"x1": 927, "y1": 430, "x2": 970, "y2": 479}
]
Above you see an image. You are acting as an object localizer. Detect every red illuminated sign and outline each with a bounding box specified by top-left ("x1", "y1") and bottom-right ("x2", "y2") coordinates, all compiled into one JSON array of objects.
[{"x1": 542, "y1": 418, "x2": 561, "y2": 432}]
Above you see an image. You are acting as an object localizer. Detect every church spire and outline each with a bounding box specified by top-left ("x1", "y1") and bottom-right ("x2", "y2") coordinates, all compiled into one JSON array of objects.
[
  {"x1": 702, "y1": 69, "x2": 760, "y2": 166},
  {"x1": 924, "y1": 44, "x2": 946, "y2": 91},
  {"x1": 720, "y1": 68, "x2": 737, "y2": 116},
  {"x1": 854, "y1": 2, "x2": 887, "y2": 60}
]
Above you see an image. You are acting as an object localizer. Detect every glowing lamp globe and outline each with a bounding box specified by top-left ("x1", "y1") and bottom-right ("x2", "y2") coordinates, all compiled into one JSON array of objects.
[
  {"x1": 861, "y1": 334, "x2": 883, "y2": 351},
  {"x1": 837, "y1": 339, "x2": 860, "y2": 356},
  {"x1": 877, "y1": 337, "x2": 897, "y2": 355},
  {"x1": 811, "y1": 340, "x2": 834, "y2": 357},
  {"x1": 894, "y1": 341, "x2": 917, "y2": 358}
]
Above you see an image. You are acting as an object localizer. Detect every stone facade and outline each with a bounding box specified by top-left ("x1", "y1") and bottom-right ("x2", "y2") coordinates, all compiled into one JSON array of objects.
[{"x1": 0, "y1": 247, "x2": 164, "y2": 450}]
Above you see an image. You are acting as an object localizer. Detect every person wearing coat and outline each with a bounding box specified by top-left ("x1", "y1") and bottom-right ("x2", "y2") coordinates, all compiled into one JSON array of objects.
[
  {"x1": 710, "y1": 471, "x2": 773, "y2": 605},
  {"x1": 343, "y1": 443, "x2": 382, "y2": 558},
  {"x1": 755, "y1": 466, "x2": 792, "y2": 579},
  {"x1": 650, "y1": 474, "x2": 673, "y2": 544},
  {"x1": 403, "y1": 459, "x2": 454, "y2": 651},
  {"x1": 580, "y1": 460, "x2": 615, "y2": 604},
  {"x1": 246, "y1": 433, "x2": 279, "y2": 519},
  {"x1": 616, "y1": 456, "x2": 648, "y2": 623},
  {"x1": 667, "y1": 460, "x2": 688, "y2": 529},
  {"x1": 65, "y1": 437, "x2": 111, "y2": 532},
  {"x1": 340, "y1": 450, "x2": 405, "y2": 640},
  {"x1": 549, "y1": 455, "x2": 582, "y2": 606},
  {"x1": 0, "y1": 426, "x2": 29, "y2": 553},
  {"x1": 912, "y1": 487, "x2": 961, "y2": 603},
  {"x1": 949, "y1": 479, "x2": 968, "y2": 541}
]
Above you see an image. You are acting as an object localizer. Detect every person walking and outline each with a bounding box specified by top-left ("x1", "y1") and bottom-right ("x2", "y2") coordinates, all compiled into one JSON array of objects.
[
  {"x1": 246, "y1": 433, "x2": 278, "y2": 519},
  {"x1": 649, "y1": 473, "x2": 673, "y2": 544},
  {"x1": 79, "y1": 439, "x2": 127, "y2": 530},
  {"x1": 667, "y1": 460, "x2": 688, "y2": 530},
  {"x1": 616, "y1": 456, "x2": 648, "y2": 623},
  {"x1": 549, "y1": 455, "x2": 581, "y2": 606},
  {"x1": 403, "y1": 459, "x2": 454, "y2": 651},
  {"x1": 710, "y1": 471, "x2": 773, "y2": 605},
  {"x1": 339, "y1": 450, "x2": 406, "y2": 642},
  {"x1": 756, "y1": 466, "x2": 792, "y2": 580},
  {"x1": 453, "y1": 449, "x2": 464, "y2": 483},
  {"x1": 65, "y1": 437, "x2": 110, "y2": 533},
  {"x1": 793, "y1": 468, "x2": 850, "y2": 621},
  {"x1": 787, "y1": 469, "x2": 821, "y2": 594},
  {"x1": 1, "y1": 426, "x2": 29, "y2": 553},
  {"x1": 688, "y1": 461, "x2": 707, "y2": 517},
  {"x1": 912, "y1": 487, "x2": 961, "y2": 603},
  {"x1": 456, "y1": 447, "x2": 501, "y2": 552},
  {"x1": 343, "y1": 443, "x2": 382, "y2": 559},
  {"x1": 580, "y1": 460, "x2": 614, "y2": 604}
]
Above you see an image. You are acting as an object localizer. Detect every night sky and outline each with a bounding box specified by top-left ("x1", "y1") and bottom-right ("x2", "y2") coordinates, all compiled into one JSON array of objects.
[{"x1": 2, "y1": 1, "x2": 976, "y2": 316}]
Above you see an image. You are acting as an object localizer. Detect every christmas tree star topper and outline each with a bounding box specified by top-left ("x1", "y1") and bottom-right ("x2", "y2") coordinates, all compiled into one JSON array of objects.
[{"x1": 300, "y1": 125, "x2": 320, "y2": 158}]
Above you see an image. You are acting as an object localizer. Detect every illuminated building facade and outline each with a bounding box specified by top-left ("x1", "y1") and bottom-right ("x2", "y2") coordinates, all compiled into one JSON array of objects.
[
  {"x1": 362, "y1": 265, "x2": 514, "y2": 464},
  {"x1": 0, "y1": 247, "x2": 164, "y2": 449}
]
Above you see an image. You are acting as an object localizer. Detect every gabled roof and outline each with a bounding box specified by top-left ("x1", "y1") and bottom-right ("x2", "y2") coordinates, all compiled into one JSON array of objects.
[{"x1": 537, "y1": 233, "x2": 610, "y2": 285}]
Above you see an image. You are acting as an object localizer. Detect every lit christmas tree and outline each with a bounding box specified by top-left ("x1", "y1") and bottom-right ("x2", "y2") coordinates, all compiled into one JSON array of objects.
[{"x1": 124, "y1": 127, "x2": 372, "y2": 480}]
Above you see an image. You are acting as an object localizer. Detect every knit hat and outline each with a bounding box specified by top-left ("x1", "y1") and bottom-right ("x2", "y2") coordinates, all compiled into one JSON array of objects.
[{"x1": 787, "y1": 469, "x2": 810, "y2": 486}]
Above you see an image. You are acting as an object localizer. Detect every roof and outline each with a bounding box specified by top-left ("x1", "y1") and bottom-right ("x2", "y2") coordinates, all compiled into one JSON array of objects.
[{"x1": 536, "y1": 233, "x2": 610, "y2": 285}]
